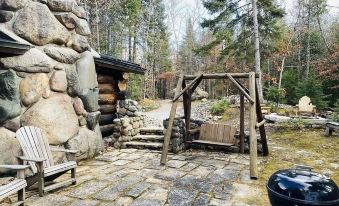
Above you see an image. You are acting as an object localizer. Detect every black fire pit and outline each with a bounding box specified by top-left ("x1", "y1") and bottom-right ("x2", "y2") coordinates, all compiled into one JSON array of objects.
[{"x1": 267, "y1": 166, "x2": 339, "y2": 206}]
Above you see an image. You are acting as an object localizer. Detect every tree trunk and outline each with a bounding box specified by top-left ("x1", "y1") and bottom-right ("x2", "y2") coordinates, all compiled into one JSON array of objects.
[
  {"x1": 95, "y1": 0, "x2": 100, "y2": 53},
  {"x1": 133, "y1": 26, "x2": 137, "y2": 62},
  {"x1": 267, "y1": 59, "x2": 270, "y2": 87},
  {"x1": 278, "y1": 57, "x2": 285, "y2": 89},
  {"x1": 251, "y1": 0, "x2": 263, "y2": 102},
  {"x1": 317, "y1": 17, "x2": 331, "y2": 52},
  {"x1": 306, "y1": 4, "x2": 311, "y2": 78},
  {"x1": 128, "y1": 29, "x2": 132, "y2": 62}
]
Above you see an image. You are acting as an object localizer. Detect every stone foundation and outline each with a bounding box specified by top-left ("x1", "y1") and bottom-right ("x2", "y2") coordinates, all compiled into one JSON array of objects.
[
  {"x1": 105, "y1": 99, "x2": 145, "y2": 148},
  {"x1": 163, "y1": 118, "x2": 207, "y2": 153},
  {"x1": 163, "y1": 118, "x2": 186, "y2": 153},
  {"x1": 0, "y1": 0, "x2": 102, "y2": 173}
]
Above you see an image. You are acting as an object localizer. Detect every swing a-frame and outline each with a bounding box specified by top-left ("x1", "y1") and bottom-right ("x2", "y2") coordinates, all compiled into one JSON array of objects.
[{"x1": 160, "y1": 72, "x2": 268, "y2": 179}]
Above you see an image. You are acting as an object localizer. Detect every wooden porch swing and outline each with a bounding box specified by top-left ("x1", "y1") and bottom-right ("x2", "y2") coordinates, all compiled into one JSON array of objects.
[{"x1": 160, "y1": 72, "x2": 268, "y2": 179}]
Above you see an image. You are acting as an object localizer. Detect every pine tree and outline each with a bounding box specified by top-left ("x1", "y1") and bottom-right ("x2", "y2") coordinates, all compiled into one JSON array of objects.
[
  {"x1": 140, "y1": 0, "x2": 171, "y2": 98},
  {"x1": 178, "y1": 18, "x2": 197, "y2": 74},
  {"x1": 198, "y1": 0, "x2": 284, "y2": 101}
]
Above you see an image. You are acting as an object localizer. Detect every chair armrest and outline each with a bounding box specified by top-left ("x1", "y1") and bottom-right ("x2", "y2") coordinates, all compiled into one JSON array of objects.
[
  {"x1": 17, "y1": 156, "x2": 46, "y2": 162},
  {"x1": 0, "y1": 165, "x2": 30, "y2": 170},
  {"x1": 51, "y1": 148, "x2": 78, "y2": 154}
]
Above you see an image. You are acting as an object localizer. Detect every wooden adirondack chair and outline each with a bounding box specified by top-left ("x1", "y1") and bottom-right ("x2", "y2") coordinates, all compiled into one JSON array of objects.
[
  {"x1": 16, "y1": 126, "x2": 77, "y2": 197},
  {"x1": 0, "y1": 165, "x2": 29, "y2": 206},
  {"x1": 294, "y1": 96, "x2": 316, "y2": 116}
]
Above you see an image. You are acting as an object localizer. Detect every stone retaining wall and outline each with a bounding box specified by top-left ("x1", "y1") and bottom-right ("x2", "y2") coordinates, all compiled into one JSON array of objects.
[
  {"x1": 163, "y1": 118, "x2": 186, "y2": 153},
  {"x1": 106, "y1": 99, "x2": 145, "y2": 148},
  {"x1": 163, "y1": 118, "x2": 207, "y2": 153},
  {"x1": 0, "y1": 0, "x2": 103, "y2": 174}
]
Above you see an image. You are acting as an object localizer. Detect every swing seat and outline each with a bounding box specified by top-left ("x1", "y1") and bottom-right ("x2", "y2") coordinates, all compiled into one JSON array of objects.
[{"x1": 192, "y1": 123, "x2": 236, "y2": 147}]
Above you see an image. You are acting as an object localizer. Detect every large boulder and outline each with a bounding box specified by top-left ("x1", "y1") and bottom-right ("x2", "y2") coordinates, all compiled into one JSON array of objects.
[
  {"x1": 76, "y1": 51, "x2": 98, "y2": 92},
  {"x1": 50, "y1": 145, "x2": 67, "y2": 164},
  {"x1": 3, "y1": 116, "x2": 20, "y2": 132},
  {"x1": 54, "y1": 12, "x2": 78, "y2": 29},
  {"x1": 47, "y1": 0, "x2": 77, "y2": 12},
  {"x1": 75, "y1": 18, "x2": 91, "y2": 36},
  {"x1": 86, "y1": 111, "x2": 100, "y2": 130},
  {"x1": 19, "y1": 73, "x2": 50, "y2": 106},
  {"x1": 72, "y1": 97, "x2": 84, "y2": 115},
  {"x1": 13, "y1": 2, "x2": 70, "y2": 46},
  {"x1": 50, "y1": 70, "x2": 67, "y2": 92},
  {"x1": 0, "y1": 48, "x2": 55, "y2": 73},
  {"x1": 68, "y1": 33, "x2": 90, "y2": 53},
  {"x1": 65, "y1": 127, "x2": 102, "y2": 161},
  {"x1": 94, "y1": 123, "x2": 103, "y2": 148},
  {"x1": 72, "y1": 5, "x2": 86, "y2": 19},
  {"x1": 0, "y1": 0, "x2": 29, "y2": 11},
  {"x1": 64, "y1": 64, "x2": 82, "y2": 96},
  {"x1": 192, "y1": 87, "x2": 209, "y2": 100},
  {"x1": 44, "y1": 45, "x2": 80, "y2": 64},
  {"x1": 0, "y1": 10, "x2": 13, "y2": 22},
  {"x1": 79, "y1": 88, "x2": 99, "y2": 112},
  {"x1": 0, "y1": 127, "x2": 22, "y2": 175},
  {"x1": 0, "y1": 70, "x2": 21, "y2": 123},
  {"x1": 21, "y1": 93, "x2": 79, "y2": 145}
]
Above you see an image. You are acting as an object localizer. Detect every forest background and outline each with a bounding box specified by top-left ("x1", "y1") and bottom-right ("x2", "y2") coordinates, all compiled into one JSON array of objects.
[{"x1": 81, "y1": 0, "x2": 339, "y2": 108}]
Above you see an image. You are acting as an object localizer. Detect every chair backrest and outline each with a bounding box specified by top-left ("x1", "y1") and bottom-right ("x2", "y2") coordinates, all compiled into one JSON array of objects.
[
  {"x1": 16, "y1": 126, "x2": 54, "y2": 174},
  {"x1": 200, "y1": 123, "x2": 236, "y2": 144},
  {"x1": 298, "y1": 96, "x2": 315, "y2": 112}
]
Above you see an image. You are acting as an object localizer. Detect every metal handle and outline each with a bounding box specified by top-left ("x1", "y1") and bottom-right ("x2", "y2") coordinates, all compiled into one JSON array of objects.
[{"x1": 296, "y1": 165, "x2": 313, "y2": 171}]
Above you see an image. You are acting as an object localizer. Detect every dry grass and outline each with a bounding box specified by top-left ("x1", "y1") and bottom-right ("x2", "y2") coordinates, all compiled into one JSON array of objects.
[
  {"x1": 139, "y1": 98, "x2": 160, "y2": 111},
  {"x1": 244, "y1": 129, "x2": 339, "y2": 205}
]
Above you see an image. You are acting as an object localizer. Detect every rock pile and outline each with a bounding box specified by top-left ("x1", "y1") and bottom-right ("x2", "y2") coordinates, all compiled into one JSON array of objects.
[
  {"x1": 192, "y1": 87, "x2": 209, "y2": 100},
  {"x1": 0, "y1": 0, "x2": 103, "y2": 169},
  {"x1": 117, "y1": 99, "x2": 143, "y2": 118},
  {"x1": 106, "y1": 100, "x2": 145, "y2": 148},
  {"x1": 178, "y1": 101, "x2": 218, "y2": 122}
]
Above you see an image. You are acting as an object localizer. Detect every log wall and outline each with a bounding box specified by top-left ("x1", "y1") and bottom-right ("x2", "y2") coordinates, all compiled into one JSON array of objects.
[{"x1": 96, "y1": 68, "x2": 120, "y2": 138}]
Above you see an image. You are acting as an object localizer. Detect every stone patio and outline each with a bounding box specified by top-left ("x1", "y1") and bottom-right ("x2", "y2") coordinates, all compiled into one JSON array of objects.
[{"x1": 22, "y1": 149, "x2": 261, "y2": 206}]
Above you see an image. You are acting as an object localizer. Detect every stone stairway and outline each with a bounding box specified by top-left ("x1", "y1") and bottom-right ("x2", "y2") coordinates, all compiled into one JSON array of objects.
[{"x1": 123, "y1": 127, "x2": 165, "y2": 150}]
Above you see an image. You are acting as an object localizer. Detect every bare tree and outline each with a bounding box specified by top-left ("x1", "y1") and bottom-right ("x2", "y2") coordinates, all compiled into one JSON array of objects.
[{"x1": 251, "y1": 0, "x2": 263, "y2": 102}]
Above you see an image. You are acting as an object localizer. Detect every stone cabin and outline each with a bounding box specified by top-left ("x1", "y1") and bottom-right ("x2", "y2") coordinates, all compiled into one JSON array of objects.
[{"x1": 0, "y1": 0, "x2": 145, "y2": 175}]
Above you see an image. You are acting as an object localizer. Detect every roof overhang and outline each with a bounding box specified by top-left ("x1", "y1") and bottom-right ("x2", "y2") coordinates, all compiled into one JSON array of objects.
[
  {"x1": 0, "y1": 32, "x2": 31, "y2": 56},
  {"x1": 94, "y1": 55, "x2": 146, "y2": 75}
]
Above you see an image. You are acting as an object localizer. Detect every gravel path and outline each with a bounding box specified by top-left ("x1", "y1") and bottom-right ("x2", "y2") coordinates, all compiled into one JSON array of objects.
[
  {"x1": 143, "y1": 100, "x2": 182, "y2": 127},
  {"x1": 144, "y1": 99, "x2": 248, "y2": 130}
]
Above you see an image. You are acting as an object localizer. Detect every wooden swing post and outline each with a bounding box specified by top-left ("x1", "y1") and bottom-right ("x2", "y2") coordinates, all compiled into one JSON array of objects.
[
  {"x1": 160, "y1": 75, "x2": 184, "y2": 164},
  {"x1": 248, "y1": 72, "x2": 258, "y2": 179}
]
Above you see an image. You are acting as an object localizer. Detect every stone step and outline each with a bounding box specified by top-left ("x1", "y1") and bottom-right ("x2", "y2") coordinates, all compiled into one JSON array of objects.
[
  {"x1": 132, "y1": 135, "x2": 164, "y2": 142},
  {"x1": 123, "y1": 141, "x2": 163, "y2": 150},
  {"x1": 139, "y1": 127, "x2": 164, "y2": 135}
]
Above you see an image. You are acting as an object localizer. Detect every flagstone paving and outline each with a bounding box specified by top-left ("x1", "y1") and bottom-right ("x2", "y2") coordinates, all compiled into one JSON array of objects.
[{"x1": 22, "y1": 149, "x2": 261, "y2": 206}]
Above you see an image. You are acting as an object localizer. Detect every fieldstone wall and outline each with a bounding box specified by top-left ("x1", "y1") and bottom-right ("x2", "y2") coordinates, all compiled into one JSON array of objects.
[
  {"x1": 0, "y1": 0, "x2": 103, "y2": 171},
  {"x1": 163, "y1": 118, "x2": 206, "y2": 153},
  {"x1": 107, "y1": 99, "x2": 145, "y2": 148},
  {"x1": 163, "y1": 118, "x2": 186, "y2": 153}
]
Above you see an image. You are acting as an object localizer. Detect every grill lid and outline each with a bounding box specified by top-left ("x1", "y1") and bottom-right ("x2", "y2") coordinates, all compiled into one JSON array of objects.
[{"x1": 267, "y1": 166, "x2": 339, "y2": 203}]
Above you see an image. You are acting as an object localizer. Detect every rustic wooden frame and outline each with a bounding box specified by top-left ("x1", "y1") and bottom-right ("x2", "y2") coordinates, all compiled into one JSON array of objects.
[{"x1": 160, "y1": 72, "x2": 268, "y2": 179}]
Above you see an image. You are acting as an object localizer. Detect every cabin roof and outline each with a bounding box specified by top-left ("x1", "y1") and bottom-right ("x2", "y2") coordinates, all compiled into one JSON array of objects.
[
  {"x1": 94, "y1": 54, "x2": 146, "y2": 75},
  {"x1": 0, "y1": 31, "x2": 31, "y2": 56}
]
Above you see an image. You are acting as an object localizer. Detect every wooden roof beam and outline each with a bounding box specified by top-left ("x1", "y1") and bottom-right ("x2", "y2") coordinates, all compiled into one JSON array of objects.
[{"x1": 183, "y1": 73, "x2": 259, "y2": 80}]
